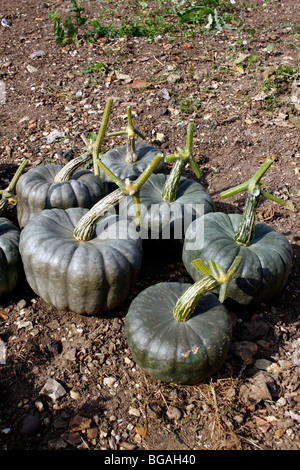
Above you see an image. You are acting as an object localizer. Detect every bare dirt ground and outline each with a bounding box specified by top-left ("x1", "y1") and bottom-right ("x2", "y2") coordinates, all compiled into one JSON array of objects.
[{"x1": 0, "y1": 0, "x2": 299, "y2": 452}]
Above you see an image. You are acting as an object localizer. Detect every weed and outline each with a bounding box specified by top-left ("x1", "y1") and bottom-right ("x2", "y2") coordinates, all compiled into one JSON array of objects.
[
  {"x1": 263, "y1": 64, "x2": 299, "y2": 109},
  {"x1": 179, "y1": 97, "x2": 202, "y2": 114}
]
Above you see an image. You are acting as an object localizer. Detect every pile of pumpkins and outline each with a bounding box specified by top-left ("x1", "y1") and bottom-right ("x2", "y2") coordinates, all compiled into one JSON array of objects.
[{"x1": 0, "y1": 98, "x2": 293, "y2": 385}]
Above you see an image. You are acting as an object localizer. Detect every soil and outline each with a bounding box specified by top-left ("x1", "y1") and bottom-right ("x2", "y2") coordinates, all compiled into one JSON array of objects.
[{"x1": 0, "y1": 0, "x2": 300, "y2": 452}]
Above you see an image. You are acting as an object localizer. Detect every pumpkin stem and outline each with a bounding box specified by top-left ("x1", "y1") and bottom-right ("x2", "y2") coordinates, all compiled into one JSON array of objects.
[
  {"x1": 161, "y1": 122, "x2": 201, "y2": 202},
  {"x1": 92, "y1": 98, "x2": 114, "y2": 176},
  {"x1": 107, "y1": 107, "x2": 146, "y2": 164},
  {"x1": 220, "y1": 159, "x2": 286, "y2": 247},
  {"x1": 53, "y1": 152, "x2": 92, "y2": 183},
  {"x1": 0, "y1": 159, "x2": 29, "y2": 212},
  {"x1": 74, "y1": 153, "x2": 164, "y2": 240},
  {"x1": 173, "y1": 256, "x2": 242, "y2": 322}
]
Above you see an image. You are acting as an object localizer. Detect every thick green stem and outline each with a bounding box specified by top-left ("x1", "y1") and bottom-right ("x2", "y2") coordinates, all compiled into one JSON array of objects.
[
  {"x1": 73, "y1": 188, "x2": 125, "y2": 241},
  {"x1": 0, "y1": 159, "x2": 29, "y2": 210},
  {"x1": 53, "y1": 153, "x2": 91, "y2": 183},
  {"x1": 173, "y1": 276, "x2": 218, "y2": 322},
  {"x1": 93, "y1": 98, "x2": 113, "y2": 176},
  {"x1": 107, "y1": 106, "x2": 146, "y2": 164},
  {"x1": 75, "y1": 153, "x2": 163, "y2": 241},
  {"x1": 161, "y1": 158, "x2": 186, "y2": 202},
  {"x1": 220, "y1": 159, "x2": 286, "y2": 247},
  {"x1": 173, "y1": 256, "x2": 242, "y2": 322},
  {"x1": 234, "y1": 191, "x2": 259, "y2": 246},
  {"x1": 161, "y1": 122, "x2": 201, "y2": 202}
]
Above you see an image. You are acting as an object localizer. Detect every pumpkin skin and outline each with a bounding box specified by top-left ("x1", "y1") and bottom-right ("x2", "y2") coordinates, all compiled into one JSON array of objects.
[
  {"x1": 16, "y1": 165, "x2": 104, "y2": 228},
  {"x1": 182, "y1": 212, "x2": 293, "y2": 305},
  {"x1": 125, "y1": 282, "x2": 232, "y2": 385},
  {"x1": 99, "y1": 142, "x2": 164, "y2": 183},
  {"x1": 119, "y1": 174, "x2": 214, "y2": 238},
  {"x1": 19, "y1": 208, "x2": 142, "y2": 315},
  {"x1": 0, "y1": 217, "x2": 21, "y2": 296}
]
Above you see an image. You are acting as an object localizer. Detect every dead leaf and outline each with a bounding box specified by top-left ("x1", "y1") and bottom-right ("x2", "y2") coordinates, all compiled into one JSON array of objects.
[
  {"x1": 135, "y1": 426, "x2": 147, "y2": 438},
  {"x1": 129, "y1": 79, "x2": 149, "y2": 90}
]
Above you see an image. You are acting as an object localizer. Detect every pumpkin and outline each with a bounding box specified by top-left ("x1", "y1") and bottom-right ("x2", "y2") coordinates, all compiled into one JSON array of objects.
[
  {"x1": 19, "y1": 208, "x2": 143, "y2": 315},
  {"x1": 0, "y1": 217, "x2": 21, "y2": 296},
  {"x1": 99, "y1": 141, "x2": 164, "y2": 184},
  {"x1": 19, "y1": 153, "x2": 164, "y2": 316},
  {"x1": 16, "y1": 153, "x2": 104, "y2": 228},
  {"x1": 125, "y1": 256, "x2": 241, "y2": 385},
  {"x1": 119, "y1": 123, "x2": 214, "y2": 238},
  {"x1": 182, "y1": 159, "x2": 293, "y2": 305},
  {"x1": 119, "y1": 174, "x2": 214, "y2": 239},
  {"x1": 0, "y1": 160, "x2": 28, "y2": 296},
  {"x1": 97, "y1": 106, "x2": 164, "y2": 186}
]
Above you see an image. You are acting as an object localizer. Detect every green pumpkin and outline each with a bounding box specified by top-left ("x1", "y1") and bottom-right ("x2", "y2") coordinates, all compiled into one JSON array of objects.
[
  {"x1": 119, "y1": 174, "x2": 214, "y2": 238},
  {"x1": 19, "y1": 208, "x2": 142, "y2": 315},
  {"x1": 16, "y1": 153, "x2": 104, "y2": 228},
  {"x1": 125, "y1": 257, "x2": 241, "y2": 385},
  {"x1": 99, "y1": 142, "x2": 164, "y2": 185},
  {"x1": 119, "y1": 123, "x2": 214, "y2": 238},
  {"x1": 0, "y1": 217, "x2": 21, "y2": 297},
  {"x1": 182, "y1": 160, "x2": 293, "y2": 305}
]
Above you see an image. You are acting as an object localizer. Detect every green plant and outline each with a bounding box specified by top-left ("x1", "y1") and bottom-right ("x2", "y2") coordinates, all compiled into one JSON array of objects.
[
  {"x1": 182, "y1": 159, "x2": 293, "y2": 305},
  {"x1": 125, "y1": 255, "x2": 241, "y2": 384},
  {"x1": 48, "y1": 0, "x2": 87, "y2": 46},
  {"x1": 179, "y1": 97, "x2": 202, "y2": 114},
  {"x1": 263, "y1": 64, "x2": 299, "y2": 109},
  {"x1": 16, "y1": 153, "x2": 104, "y2": 228}
]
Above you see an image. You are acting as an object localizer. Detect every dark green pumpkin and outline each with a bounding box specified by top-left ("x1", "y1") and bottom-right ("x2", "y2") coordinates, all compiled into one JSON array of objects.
[
  {"x1": 183, "y1": 213, "x2": 292, "y2": 305},
  {"x1": 16, "y1": 156, "x2": 104, "y2": 228},
  {"x1": 119, "y1": 123, "x2": 214, "y2": 238},
  {"x1": 0, "y1": 217, "x2": 21, "y2": 297},
  {"x1": 119, "y1": 174, "x2": 214, "y2": 238},
  {"x1": 182, "y1": 160, "x2": 293, "y2": 305},
  {"x1": 125, "y1": 283, "x2": 232, "y2": 384},
  {"x1": 125, "y1": 257, "x2": 241, "y2": 385},
  {"x1": 19, "y1": 207, "x2": 142, "y2": 315},
  {"x1": 99, "y1": 142, "x2": 164, "y2": 184}
]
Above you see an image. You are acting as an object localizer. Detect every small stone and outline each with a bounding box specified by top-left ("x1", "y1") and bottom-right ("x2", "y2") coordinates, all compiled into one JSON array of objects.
[
  {"x1": 70, "y1": 389, "x2": 80, "y2": 400},
  {"x1": 29, "y1": 50, "x2": 46, "y2": 59},
  {"x1": 87, "y1": 427, "x2": 98, "y2": 439},
  {"x1": 254, "y1": 358, "x2": 273, "y2": 370},
  {"x1": 40, "y1": 378, "x2": 66, "y2": 401},
  {"x1": 128, "y1": 407, "x2": 141, "y2": 417},
  {"x1": 231, "y1": 341, "x2": 258, "y2": 363},
  {"x1": 26, "y1": 64, "x2": 38, "y2": 73},
  {"x1": 103, "y1": 377, "x2": 117, "y2": 387},
  {"x1": 20, "y1": 412, "x2": 41, "y2": 435},
  {"x1": 34, "y1": 400, "x2": 44, "y2": 412},
  {"x1": 157, "y1": 87, "x2": 170, "y2": 100},
  {"x1": 0, "y1": 340, "x2": 6, "y2": 365},
  {"x1": 69, "y1": 415, "x2": 92, "y2": 432},
  {"x1": 1, "y1": 19, "x2": 11, "y2": 27},
  {"x1": 166, "y1": 406, "x2": 182, "y2": 421}
]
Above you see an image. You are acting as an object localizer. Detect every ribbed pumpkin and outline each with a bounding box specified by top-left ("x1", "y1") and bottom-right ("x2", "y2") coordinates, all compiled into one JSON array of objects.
[
  {"x1": 0, "y1": 217, "x2": 21, "y2": 297},
  {"x1": 182, "y1": 160, "x2": 293, "y2": 305},
  {"x1": 125, "y1": 257, "x2": 241, "y2": 385},
  {"x1": 16, "y1": 153, "x2": 103, "y2": 228},
  {"x1": 0, "y1": 160, "x2": 28, "y2": 296},
  {"x1": 119, "y1": 123, "x2": 214, "y2": 238},
  {"x1": 19, "y1": 208, "x2": 142, "y2": 315},
  {"x1": 19, "y1": 153, "x2": 164, "y2": 315}
]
